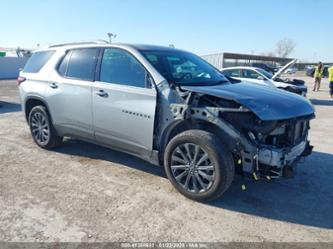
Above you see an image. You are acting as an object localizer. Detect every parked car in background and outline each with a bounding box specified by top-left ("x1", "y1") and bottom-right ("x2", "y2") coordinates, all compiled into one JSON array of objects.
[
  {"x1": 18, "y1": 42, "x2": 314, "y2": 201},
  {"x1": 221, "y1": 60, "x2": 307, "y2": 96},
  {"x1": 285, "y1": 67, "x2": 297, "y2": 74},
  {"x1": 306, "y1": 65, "x2": 329, "y2": 78}
]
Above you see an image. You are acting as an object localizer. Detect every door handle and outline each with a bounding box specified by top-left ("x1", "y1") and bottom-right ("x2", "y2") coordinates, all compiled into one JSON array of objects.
[
  {"x1": 96, "y1": 90, "x2": 108, "y2": 98},
  {"x1": 49, "y1": 83, "x2": 58, "y2": 89}
]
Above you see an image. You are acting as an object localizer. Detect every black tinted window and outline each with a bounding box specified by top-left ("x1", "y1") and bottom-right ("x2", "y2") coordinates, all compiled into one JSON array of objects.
[
  {"x1": 100, "y1": 48, "x2": 147, "y2": 88},
  {"x1": 66, "y1": 48, "x2": 98, "y2": 81},
  {"x1": 23, "y1": 51, "x2": 55, "y2": 73}
]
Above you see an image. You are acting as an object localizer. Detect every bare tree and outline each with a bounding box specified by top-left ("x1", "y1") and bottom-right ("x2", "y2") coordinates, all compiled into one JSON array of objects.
[{"x1": 276, "y1": 38, "x2": 296, "y2": 58}]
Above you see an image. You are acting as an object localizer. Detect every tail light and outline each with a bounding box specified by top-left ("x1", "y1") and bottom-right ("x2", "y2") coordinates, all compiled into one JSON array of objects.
[{"x1": 17, "y1": 76, "x2": 26, "y2": 86}]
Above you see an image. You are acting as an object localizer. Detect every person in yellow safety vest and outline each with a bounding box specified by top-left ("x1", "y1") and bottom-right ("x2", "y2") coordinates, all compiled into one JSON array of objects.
[
  {"x1": 328, "y1": 64, "x2": 333, "y2": 98},
  {"x1": 313, "y1": 62, "x2": 324, "y2": 91}
]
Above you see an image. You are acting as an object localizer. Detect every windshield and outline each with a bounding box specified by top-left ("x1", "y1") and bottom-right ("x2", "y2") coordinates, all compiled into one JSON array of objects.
[
  {"x1": 140, "y1": 50, "x2": 229, "y2": 86},
  {"x1": 256, "y1": 68, "x2": 273, "y2": 79}
]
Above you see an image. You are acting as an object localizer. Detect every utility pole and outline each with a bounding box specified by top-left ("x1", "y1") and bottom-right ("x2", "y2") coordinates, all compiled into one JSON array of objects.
[{"x1": 107, "y1": 33, "x2": 117, "y2": 43}]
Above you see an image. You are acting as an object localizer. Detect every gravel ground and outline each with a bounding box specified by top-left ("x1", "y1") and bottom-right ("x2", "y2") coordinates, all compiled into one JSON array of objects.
[{"x1": 0, "y1": 77, "x2": 332, "y2": 242}]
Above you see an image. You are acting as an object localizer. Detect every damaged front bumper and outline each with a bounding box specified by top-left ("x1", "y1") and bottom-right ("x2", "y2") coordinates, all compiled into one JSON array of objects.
[
  {"x1": 238, "y1": 113, "x2": 315, "y2": 180},
  {"x1": 258, "y1": 140, "x2": 312, "y2": 167},
  {"x1": 241, "y1": 138, "x2": 313, "y2": 180}
]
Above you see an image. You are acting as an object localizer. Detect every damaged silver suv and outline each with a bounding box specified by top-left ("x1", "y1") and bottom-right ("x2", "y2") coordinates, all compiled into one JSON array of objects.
[{"x1": 19, "y1": 42, "x2": 315, "y2": 201}]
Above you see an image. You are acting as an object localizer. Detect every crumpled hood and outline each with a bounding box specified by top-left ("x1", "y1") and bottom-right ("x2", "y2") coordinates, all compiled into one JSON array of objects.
[{"x1": 183, "y1": 82, "x2": 315, "y2": 121}]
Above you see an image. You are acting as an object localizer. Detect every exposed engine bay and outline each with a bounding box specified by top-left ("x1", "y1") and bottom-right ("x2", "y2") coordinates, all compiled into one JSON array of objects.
[{"x1": 161, "y1": 83, "x2": 314, "y2": 181}]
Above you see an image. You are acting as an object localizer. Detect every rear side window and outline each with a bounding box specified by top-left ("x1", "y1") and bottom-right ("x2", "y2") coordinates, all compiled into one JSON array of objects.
[
  {"x1": 58, "y1": 48, "x2": 99, "y2": 81},
  {"x1": 23, "y1": 51, "x2": 55, "y2": 73},
  {"x1": 223, "y1": 69, "x2": 241, "y2": 77},
  {"x1": 242, "y1": 69, "x2": 261, "y2": 79}
]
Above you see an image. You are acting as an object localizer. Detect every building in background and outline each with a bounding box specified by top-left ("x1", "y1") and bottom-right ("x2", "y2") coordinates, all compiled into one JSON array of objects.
[
  {"x1": 201, "y1": 52, "x2": 292, "y2": 70},
  {"x1": 201, "y1": 52, "x2": 333, "y2": 73}
]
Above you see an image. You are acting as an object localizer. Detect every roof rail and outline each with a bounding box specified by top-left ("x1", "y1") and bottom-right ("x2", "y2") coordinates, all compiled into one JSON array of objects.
[{"x1": 49, "y1": 40, "x2": 109, "y2": 48}]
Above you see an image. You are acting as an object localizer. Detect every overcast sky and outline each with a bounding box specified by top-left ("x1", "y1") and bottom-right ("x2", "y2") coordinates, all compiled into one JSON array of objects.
[{"x1": 1, "y1": 0, "x2": 332, "y2": 61}]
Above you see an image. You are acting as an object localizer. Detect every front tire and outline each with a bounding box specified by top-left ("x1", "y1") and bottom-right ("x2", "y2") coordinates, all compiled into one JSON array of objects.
[
  {"x1": 164, "y1": 130, "x2": 234, "y2": 202},
  {"x1": 28, "y1": 105, "x2": 62, "y2": 149}
]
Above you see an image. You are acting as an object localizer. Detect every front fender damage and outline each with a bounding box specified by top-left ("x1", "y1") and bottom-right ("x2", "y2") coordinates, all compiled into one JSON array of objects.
[{"x1": 156, "y1": 84, "x2": 314, "y2": 181}]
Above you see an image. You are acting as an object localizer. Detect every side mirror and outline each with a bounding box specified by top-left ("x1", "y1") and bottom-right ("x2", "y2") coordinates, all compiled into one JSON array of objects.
[{"x1": 257, "y1": 76, "x2": 265, "y2": 80}]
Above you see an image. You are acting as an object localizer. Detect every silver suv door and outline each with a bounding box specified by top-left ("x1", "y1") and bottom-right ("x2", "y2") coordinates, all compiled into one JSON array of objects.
[
  {"x1": 46, "y1": 48, "x2": 99, "y2": 139},
  {"x1": 93, "y1": 48, "x2": 157, "y2": 155}
]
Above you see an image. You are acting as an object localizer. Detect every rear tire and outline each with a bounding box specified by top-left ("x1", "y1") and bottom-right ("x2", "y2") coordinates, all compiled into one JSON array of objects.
[
  {"x1": 28, "y1": 105, "x2": 62, "y2": 149},
  {"x1": 164, "y1": 130, "x2": 234, "y2": 202}
]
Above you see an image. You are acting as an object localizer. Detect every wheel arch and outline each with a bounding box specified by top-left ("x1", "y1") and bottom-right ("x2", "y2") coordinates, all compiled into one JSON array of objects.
[
  {"x1": 24, "y1": 96, "x2": 53, "y2": 123},
  {"x1": 159, "y1": 118, "x2": 238, "y2": 162}
]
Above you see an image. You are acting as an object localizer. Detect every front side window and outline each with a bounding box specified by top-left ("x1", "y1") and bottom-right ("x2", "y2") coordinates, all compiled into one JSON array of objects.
[
  {"x1": 64, "y1": 48, "x2": 99, "y2": 81},
  {"x1": 242, "y1": 69, "x2": 261, "y2": 79},
  {"x1": 140, "y1": 50, "x2": 229, "y2": 86},
  {"x1": 100, "y1": 48, "x2": 147, "y2": 88},
  {"x1": 23, "y1": 50, "x2": 55, "y2": 73}
]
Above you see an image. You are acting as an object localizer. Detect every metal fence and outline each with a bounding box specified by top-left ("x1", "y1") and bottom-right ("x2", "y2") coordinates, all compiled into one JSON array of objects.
[{"x1": 0, "y1": 57, "x2": 28, "y2": 79}]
